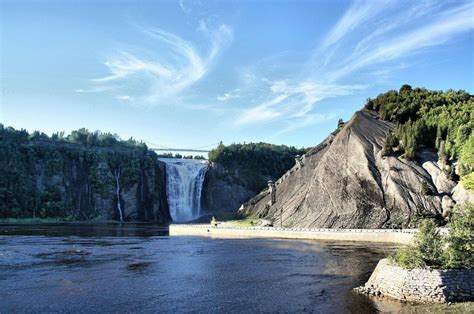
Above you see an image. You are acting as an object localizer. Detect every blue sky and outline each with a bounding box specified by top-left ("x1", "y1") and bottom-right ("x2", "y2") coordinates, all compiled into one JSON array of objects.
[{"x1": 1, "y1": 0, "x2": 473, "y2": 150}]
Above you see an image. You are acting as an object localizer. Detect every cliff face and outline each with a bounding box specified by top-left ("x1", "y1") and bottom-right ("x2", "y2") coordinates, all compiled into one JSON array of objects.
[
  {"x1": 202, "y1": 143, "x2": 306, "y2": 216},
  {"x1": 201, "y1": 162, "x2": 257, "y2": 215},
  {"x1": 241, "y1": 109, "x2": 466, "y2": 228},
  {"x1": 0, "y1": 141, "x2": 171, "y2": 223}
]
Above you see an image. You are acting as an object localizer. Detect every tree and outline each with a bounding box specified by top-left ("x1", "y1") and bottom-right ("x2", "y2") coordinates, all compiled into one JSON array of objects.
[
  {"x1": 382, "y1": 133, "x2": 398, "y2": 157},
  {"x1": 399, "y1": 84, "x2": 412, "y2": 94},
  {"x1": 444, "y1": 203, "x2": 474, "y2": 268},
  {"x1": 420, "y1": 180, "x2": 433, "y2": 195},
  {"x1": 390, "y1": 220, "x2": 445, "y2": 269}
]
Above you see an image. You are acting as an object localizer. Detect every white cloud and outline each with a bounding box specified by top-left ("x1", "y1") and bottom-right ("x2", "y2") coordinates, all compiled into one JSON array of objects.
[
  {"x1": 85, "y1": 23, "x2": 232, "y2": 106},
  {"x1": 216, "y1": 89, "x2": 241, "y2": 101},
  {"x1": 330, "y1": 2, "x2": 474, "y2": 81},
  {"x1": 116, "y1": 95, "x2": 133, "y2": 102},
  {"x1": 178, "y1": 0, "x2": 191, "y2": 14},
  {"x1": 233, "y1": 0, "x2": 473, "y2": 132},
  {"x1": 235, "y1": 81, "x2": 364, "y2": 126},
  {"x1": 322, "y1": 0, "x2": 390, "y2": 49}
]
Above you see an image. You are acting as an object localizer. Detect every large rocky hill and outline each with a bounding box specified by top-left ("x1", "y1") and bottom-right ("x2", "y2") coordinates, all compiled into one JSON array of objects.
[{"x1": 241, "y1": 109, "x2": 473, "y2": 228}]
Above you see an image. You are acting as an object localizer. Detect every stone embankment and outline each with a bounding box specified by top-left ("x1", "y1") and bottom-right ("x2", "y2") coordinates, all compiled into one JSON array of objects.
[
  {"x1": 355, "y1": 259, "x2": 474, "y2": 303},
  {"x1": 169, "y1": 224, "x2": 416, "y2": 244}
]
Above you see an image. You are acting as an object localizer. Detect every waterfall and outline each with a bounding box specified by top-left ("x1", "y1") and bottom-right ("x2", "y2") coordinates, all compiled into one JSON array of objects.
[{"x1": 160, "y1": 158, "x2": 208, "y2": 223}]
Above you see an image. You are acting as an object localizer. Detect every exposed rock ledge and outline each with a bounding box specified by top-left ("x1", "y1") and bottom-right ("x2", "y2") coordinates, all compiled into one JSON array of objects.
[
  {"x1": 355, "y1": 259, "x2": 474, "y2": 303},
  {"x1": 241, "y1": 109, "x2": 472, "y2": 229}
]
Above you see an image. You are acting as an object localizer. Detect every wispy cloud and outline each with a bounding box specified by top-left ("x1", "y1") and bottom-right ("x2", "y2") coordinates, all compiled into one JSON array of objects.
[
  {"x1": 178, "y1": 0, "x2": 192, "y2": 14},
  {"x1": 322, "y1": 0, "x2": 390, "y2": 49},
  {"x1": 216, "y1": 89, "x2": 241, "y2": 101},
  {"x1": 81, "y1": 23, "x2": 232, "y2": 106},
  {"x1": 329, "y1": 2, "x2": 474, "y2": 81},
  {"x1": 235, "y1": 81, "x2": 365, "y2": 127},
  {"x1": 231, "y1": 0, "x2": 473, "y2": 133}
]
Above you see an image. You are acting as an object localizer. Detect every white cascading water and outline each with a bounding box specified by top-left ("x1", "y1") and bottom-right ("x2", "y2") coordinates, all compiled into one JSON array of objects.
[{"x1": 160, "y1": 158, "x2": 208, "y2": 223}]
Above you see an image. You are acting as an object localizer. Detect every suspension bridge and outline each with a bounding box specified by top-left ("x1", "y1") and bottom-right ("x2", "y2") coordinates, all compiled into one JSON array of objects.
[{"x1": 145, "y1": 141, "x2": 220, "y2": 154}]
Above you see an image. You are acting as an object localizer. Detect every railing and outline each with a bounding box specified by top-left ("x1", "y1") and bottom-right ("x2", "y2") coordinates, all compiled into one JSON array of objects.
[
  {"x1": 150, "y1": 148, "x2": 211, "y2": 153},
  {"x1": 170, "y1": 224, "x2": 420, "y2": 234}
]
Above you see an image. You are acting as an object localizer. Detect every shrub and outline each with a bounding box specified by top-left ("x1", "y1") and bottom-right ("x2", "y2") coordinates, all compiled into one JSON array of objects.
[
  {"x1": 413, "y1": 220, "x2": 445, "y2": 267},
  {"x1": 391, "y1": 206, "x2": 474, "y2": 269},
  {"x1": 389, "y1": 246, "x2": 424, "y2": 269},
  {"x1": 461, "y1": 172, "x2": 474, "y2": 191},
  {"x1": 389, "y1": 220, "x2": 444, "y2": 269},
  {"x1": 382, "y1": 133, "x2": 398, "y2": 157},
  {"x1": 420, "y1": 180, "x2": 433, "y2": 195},
  {"x1": 444, "y1": 203, "x2": 474, "y2": 268}
]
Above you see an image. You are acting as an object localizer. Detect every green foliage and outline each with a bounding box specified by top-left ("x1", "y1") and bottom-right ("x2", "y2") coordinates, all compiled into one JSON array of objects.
[
  {"x1": 420, "y1": 180, "x2": 433, "y2": 195},
  {"x1": 459, "y1": 134, "x2": 474, "y2": 184},
  {"x1": 334, "y1": 119, "x2": 345, "y2": 135},
  {"x1": 208, "y1": 142, "x2": 307, "y2": 192},
  {"x1": 444, "y1": 203, "x2": 474, "y2": 268},
  {"x1": 413, "y1": 220, "x2": 445, "y2": 267},
  {"x1": 382, "y1": 133, "x2": 399, "y2": 157},
  {"x1": 399, "y1": 84, "x2": 413, "y2": 94},
  {"x1": 368, "y1": 87, "x2": 473, "y2": 182},
  {"x1": 389, "y1": 246, "x2": 424, "y2": 269},
  {"x1": 461, "y1": 173, "x2": 474, "y2": 191},
  {"x1": 460, "y1": 134, "x2": 474, "y2": 166},
  {"x1": 389, "y1": 220, "x2": 445, "y2": 269},
  {"x1": 391, "y1": 207, "x2": 474, "y2": 269},
  {"x1": 0, "y1": 125, "x2": 160, "y2": 220}
]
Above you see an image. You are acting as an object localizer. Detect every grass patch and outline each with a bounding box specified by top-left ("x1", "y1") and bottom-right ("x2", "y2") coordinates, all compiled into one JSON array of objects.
[{"x1": 222, "y1": 215, "x2": 260, "y2": 227}]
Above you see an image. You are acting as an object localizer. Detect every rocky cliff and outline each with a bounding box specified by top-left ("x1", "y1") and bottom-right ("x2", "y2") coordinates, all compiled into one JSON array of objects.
[
  {"x1": 241, "y1": 109, "x2": 471, "y2": 228},
  {"x1": 201, "y1": 162, "x2": 257, "y2": 216},
  {"x1": 202, "y1": 142, "x2": 307, "y2": 217},
  {"x1": 0, "y1": 137, "x2": 171, "y2": 223}
]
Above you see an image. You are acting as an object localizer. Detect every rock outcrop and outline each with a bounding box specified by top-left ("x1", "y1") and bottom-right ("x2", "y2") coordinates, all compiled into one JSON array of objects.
[
  {"x1": 202, "y1": 162, "x2": 256, "y2": 215},
  {"x1": 241, "y1": 109, "x2": 468, "y2": 228}
]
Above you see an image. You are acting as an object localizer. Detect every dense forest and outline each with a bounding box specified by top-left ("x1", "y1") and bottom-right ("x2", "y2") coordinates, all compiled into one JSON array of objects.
[
  {"x1": 366, "y1": 86, "x2": 473, "y2": 191},
  {"x1": 208, "y1": 142, "x2": 307, "y2": 192},
  {"x1": 0, "y1": 125, "x2": 170, "y2": 221}
]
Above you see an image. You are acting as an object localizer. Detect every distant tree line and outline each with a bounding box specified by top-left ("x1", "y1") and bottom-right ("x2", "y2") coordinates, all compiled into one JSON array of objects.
[
  {"x1": 156, "y1": 152, "x2": 206, "y2": 160},
  {"x1": 1, "y1": 126, "x2": 149, "y2": 150}
]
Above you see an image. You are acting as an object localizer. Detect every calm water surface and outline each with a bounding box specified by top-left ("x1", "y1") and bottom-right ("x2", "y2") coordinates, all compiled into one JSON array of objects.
[{"x1": 0, "y1": 224, "x2": 407, "y2": 313}]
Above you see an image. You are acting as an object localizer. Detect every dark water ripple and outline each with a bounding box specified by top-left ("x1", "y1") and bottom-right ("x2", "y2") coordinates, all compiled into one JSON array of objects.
[{"x1": 0, "y1": 224, "x2": 409, "y2": 313}]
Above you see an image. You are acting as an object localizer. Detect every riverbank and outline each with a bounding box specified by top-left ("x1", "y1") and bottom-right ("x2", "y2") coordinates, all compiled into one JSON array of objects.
[{"x1": 169, "y1": 224, "x2": 416, "y2": 244}]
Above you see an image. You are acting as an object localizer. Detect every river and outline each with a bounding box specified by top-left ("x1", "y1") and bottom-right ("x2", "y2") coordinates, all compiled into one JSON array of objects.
[{"x1": 0, "y1": 223, "x2": 409, "y2": 313}]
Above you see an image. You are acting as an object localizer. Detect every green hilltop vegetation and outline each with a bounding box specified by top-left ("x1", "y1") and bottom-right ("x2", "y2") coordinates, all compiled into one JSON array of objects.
[
  {"x1": 208, "y1": 142, "x2": 307, "y2": 192},
  {"x1": 366, "y1": 85, "x2": 474, "y2": 191}
]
